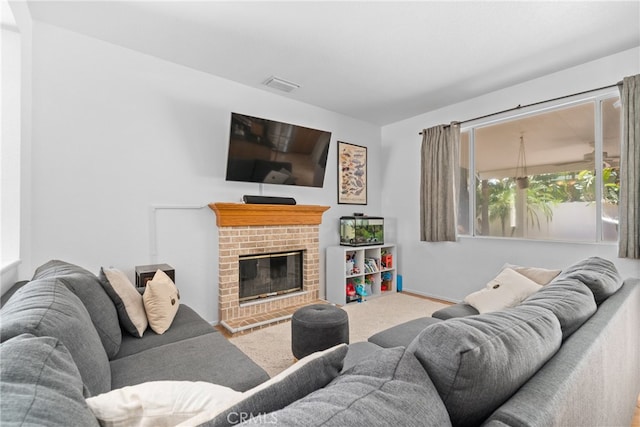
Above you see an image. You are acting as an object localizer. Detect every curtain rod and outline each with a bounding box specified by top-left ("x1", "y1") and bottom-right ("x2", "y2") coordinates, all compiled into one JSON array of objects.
[{"x1": 418, "y1": 82, "x2": 620, "y2": 135}]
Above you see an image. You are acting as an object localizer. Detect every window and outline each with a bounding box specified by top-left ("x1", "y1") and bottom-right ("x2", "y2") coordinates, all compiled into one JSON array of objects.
[
  {"x1": 458, "y1": 93, "x2": 620, "y2": 243},
  {"x1": 1, "y1": 1, "x2": 21, "y2": 269}
]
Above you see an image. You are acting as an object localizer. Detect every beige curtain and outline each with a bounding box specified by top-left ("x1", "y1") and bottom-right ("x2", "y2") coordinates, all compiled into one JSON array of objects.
[
  {"x1": 420, "y1": 123, "x2": 460, "y2": 241},
  {"x1": 618, "y1": 74, "x2": 640, "y2": 259}
]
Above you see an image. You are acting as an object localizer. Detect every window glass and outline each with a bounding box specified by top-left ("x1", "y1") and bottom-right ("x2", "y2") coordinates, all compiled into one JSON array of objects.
[{"x1": 465, "y1": 96, "x2": 619, "y2": 242}]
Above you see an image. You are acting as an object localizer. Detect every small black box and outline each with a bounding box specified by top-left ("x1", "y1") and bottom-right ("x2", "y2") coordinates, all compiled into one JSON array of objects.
[{"x1": 135, "y1": 263, "x2": 175, "y2": 287}]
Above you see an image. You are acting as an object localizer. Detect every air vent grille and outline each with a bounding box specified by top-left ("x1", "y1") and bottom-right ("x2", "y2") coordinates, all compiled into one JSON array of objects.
[{"x1": 263, "y1": 76, "x2": 300, "y2": 93}]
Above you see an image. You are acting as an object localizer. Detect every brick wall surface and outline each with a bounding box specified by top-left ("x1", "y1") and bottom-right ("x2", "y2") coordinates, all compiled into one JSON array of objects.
[{"x1": 218, "y1": 225, "x2": 320, "y2": 322}]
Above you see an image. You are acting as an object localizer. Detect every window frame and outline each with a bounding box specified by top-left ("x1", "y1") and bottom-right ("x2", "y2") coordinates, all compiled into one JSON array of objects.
[
  {"x1": 460, "y1": 88, "x2": 620, "y2": 243},
  {"x1": 1, "y1": 12, "x2": 22, "y2": 271}
]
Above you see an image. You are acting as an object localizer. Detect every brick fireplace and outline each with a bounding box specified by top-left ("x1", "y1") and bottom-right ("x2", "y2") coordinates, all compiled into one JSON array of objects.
[{"x1": 209, "y1": 203, "x2": 329, "y2": 334}]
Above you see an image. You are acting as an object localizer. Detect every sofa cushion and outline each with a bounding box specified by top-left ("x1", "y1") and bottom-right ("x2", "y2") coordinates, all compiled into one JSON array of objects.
[
  {"x1": 110, "y1": 332, "x2": 269, "y2": 392},
  {"x1": 0, "y1": 280, "x2": 29, "y2": 307},
  {"x1": 114, "y1": 305, "x2": 216, "y2": 359},
  {"x1": 143, "y1": 270, "x2": 180, "y2": 334},
  {"x1": 407, "y1": 305, "x2": 561, "y2": 426},
  {"x1": 432, "y1": 302, "x2": 479, "y2": 320},
  {"x1": 342, "y1": 341, "x2": 382, "y2": 372},
  {"x1": 0, "y1": 334, "x2": 100, "y2": 426},
  {"x1": 464, "y1": 267, "x2": 542, "y2": 314},
  {"x1": 250, "y1": 347, "x2": 452, "y2": 427},
  {"x1": 559, "y1": 256, "x2": 622, "y2": 304},
  {"x1": 99, "y1": 267, "x2": 148, "y2": 338},
  {"x1": 521, "y1": 277, "x2": 597, "y2": 339},
  {"x1": 0, "y1": 278, "x2": 112, "y2": 396},
  {"x1": 368, "y1": 316, "x2": 441, "y2": 348},
  {"x1": 86, "y1": 381, "x2": 241, "y2": 427},
  {"x1": 503, "y1": 263, "x2": 562, "y2": 285},
  {"x1": 33, "y1": 260, "x2": 122, "y2": 358},
  {"x1": 178, "y1": 343, "x2": 348, "y2": 426}
]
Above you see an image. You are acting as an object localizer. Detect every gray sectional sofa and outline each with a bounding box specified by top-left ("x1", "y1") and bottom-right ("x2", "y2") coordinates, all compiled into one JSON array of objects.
[
  {"x1": 1, "y1": 257, "x2": 638, "y2": 427},
  {"x1": 192, "y1": 256, "x2": 639, "y2": 427},
  {"x1": 340, "y1": 257, "x2": 640, "y2": 427},
  {"x1": 0, "y1": 260, "x2": 269, "y2": 426}
]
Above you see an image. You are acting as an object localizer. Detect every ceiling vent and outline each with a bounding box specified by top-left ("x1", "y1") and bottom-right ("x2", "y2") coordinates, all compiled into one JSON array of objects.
[{"x1": 263, "y1": 76, "x2": 300, "y2": 93}]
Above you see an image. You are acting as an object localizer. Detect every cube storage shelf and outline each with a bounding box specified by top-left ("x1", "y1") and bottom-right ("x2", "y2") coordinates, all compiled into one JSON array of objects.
[{"x1": 326, "y1": 244, "x2": 396, "y2": 305}]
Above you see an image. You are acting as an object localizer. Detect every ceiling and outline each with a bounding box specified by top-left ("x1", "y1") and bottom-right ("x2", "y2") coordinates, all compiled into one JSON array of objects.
[{"x1": 21, "y1": 1, "x2": 640, "y2": 125}]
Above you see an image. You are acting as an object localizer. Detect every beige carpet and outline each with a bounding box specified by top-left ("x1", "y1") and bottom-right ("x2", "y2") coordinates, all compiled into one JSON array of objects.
[{"x1": 229, "y1": 292, "x2": 448, "y2": 377}]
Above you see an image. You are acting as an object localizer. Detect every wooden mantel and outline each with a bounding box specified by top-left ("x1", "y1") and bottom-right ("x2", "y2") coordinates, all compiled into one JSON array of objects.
[{"x1": 209, "y1": 203, "x2": 330, "y2": 227}]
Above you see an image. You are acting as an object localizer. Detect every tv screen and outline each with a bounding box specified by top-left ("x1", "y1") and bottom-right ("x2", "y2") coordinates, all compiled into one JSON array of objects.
[{"x1": 225, "y1": 113, "x2": 331, "y2": 188}]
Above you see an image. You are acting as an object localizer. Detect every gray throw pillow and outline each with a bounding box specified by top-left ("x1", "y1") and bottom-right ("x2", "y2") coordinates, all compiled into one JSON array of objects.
[
  {"x1": 521, "y1": 277, "x2": 597, "y2": 339},
  {"x1": 0, "y1": 334, "x2": 100, "y2": 426},
  {"x1": 199, "y1": 344, "x2": 348, "y2": 426},
  {"x1": 0, "y1": 278, "x2": 112, "y2": 396},
  {"x1": 261, "y1": 347, "x2": 452, "y2": 427},
  {"x1": 33, "y1": 260, "x2": 121, "y2": 358},
  {"x1": 408, "y1": 305, "x2": 562, "y2": 427},
  {"x1": 558, "y1": 256, "x2": 622, "y2": 304},
  {"x1": 98, "y1": 267, "x2": 148, "y2": 338}
]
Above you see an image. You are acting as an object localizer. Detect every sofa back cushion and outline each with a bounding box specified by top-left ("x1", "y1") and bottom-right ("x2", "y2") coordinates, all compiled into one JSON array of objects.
[
  {"x1": 0, "y1": 279, "x2": 111, "y2": 396},
  {"x1": 247, "y1": 347, "x2": 452, "y2": 427},
  {"x1": 33, "y1": 260, "x2": 121, "y2": 358},
  {"x1": 521, "y1": 277, "x2": 597, "y2": 340},
  {"x1": 408, "y1": 305, "x2": 561, "y2": 426},
  {"x1": 0, "y1": 334, "x2": 100, "y2": 426},
  {"x1": 558, "y1": 256, "x2": 622, "y2": 304}
]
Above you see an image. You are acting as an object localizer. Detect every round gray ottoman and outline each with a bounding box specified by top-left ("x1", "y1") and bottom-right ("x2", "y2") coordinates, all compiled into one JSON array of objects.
[{"x1": 291, "y1": 304, "x2": 349, "y2": 359}]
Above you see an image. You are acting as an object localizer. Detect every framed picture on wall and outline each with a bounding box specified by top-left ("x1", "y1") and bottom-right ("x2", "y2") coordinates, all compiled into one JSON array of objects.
[{"x1": 337, "y1": 141, "x2": 367, "y2": 205}]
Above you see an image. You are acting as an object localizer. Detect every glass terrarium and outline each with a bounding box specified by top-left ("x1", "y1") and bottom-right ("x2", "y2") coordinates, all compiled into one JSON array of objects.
[{"x1": 340, "y1": 216, "x2": 384, "y2": 246}]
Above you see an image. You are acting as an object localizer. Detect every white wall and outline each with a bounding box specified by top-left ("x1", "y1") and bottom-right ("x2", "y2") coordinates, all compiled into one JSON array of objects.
[
  {"x1": 21, "y1": 21, "x2": 382, "y2": 322},
  {"x1": 381, "y1": 47, "x2": 640, "y2": 302},
  {"x1": 10, "y1": 17, "x2": 640, "y2": 317}
]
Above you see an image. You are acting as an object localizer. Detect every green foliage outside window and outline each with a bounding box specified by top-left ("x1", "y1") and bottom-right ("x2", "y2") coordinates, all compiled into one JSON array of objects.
[{"x1": 476, "y1": 167, "x2": 619, "y2": 236}]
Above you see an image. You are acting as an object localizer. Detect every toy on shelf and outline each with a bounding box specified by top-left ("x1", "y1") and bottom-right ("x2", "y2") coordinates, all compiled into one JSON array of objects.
[
  {"x1": 356, "y1": 283, "x2": 367, "y2": 298},
  {"x1": 364, "y1": 275, "x2": 374, "y2": 296},
  {"x1": 345, "y1": 253, "x2": 356, "y2": 275},
  {"x1": 346, "y1": 277, "x2": 365, "y2": 303},
  {"x1": 346, "y1": 282, "x2": 356, "y2": 297},
  {"x1": 381, "y1": 253, "x2": 393, "y2": 269},
  {"x1": 381, "y1": 271, "x2": 393, "y2": 291}
]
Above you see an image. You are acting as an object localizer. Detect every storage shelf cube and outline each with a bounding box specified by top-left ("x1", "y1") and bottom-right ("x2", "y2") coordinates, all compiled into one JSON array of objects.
[{"x1": 326, "y1": 244, "x2": 396, "y2": 305}]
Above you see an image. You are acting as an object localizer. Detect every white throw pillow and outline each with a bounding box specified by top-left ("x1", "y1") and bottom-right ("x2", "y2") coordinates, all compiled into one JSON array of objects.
[
  {"x1": 143, "y1": 270, "x2": 180, "y2": 334},
  {"x1": 85, "y1": 381, "x2": 241, "y2": 427},
  {"x1": 464, "y1": 268, "x2": 542, "y2": 314},
  {"x1": 502, "y1": 263, "x2": 562, "y2": 285}
]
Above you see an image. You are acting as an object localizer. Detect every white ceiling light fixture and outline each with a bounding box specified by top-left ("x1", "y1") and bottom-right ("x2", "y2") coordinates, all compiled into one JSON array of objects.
[{"x1": 263, "y1": 76, "x2": 300, "y2": 93}]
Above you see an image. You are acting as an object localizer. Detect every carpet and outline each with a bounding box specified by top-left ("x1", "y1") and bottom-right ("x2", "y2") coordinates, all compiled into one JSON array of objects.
[{"x1": 229, "y1": 292, "x2": 448, "y2": 377}]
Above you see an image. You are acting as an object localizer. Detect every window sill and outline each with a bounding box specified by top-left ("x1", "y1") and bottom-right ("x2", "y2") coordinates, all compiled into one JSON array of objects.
[
  {"x1": 456, "y1": 235, "x2": 618, "y2": 246},
  {"x1": 1, "y1": 259, "x2": 21, "y2": 275}
]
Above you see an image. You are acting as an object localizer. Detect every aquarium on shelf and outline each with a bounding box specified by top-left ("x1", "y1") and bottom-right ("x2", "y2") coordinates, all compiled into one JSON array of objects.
[{"x1": 340, "y1": 216, "x2": 384, "y2": 246}]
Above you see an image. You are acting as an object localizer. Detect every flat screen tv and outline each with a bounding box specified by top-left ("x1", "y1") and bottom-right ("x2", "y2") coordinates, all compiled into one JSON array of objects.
[{"x1": 225, "y1": 113, "x2": 331, "y2": 188}]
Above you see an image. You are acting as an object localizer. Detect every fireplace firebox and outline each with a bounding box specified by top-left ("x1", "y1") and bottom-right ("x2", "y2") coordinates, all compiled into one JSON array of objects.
[{"x1": 239, "y1": 251, "x2": 303, "y2": 302}]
